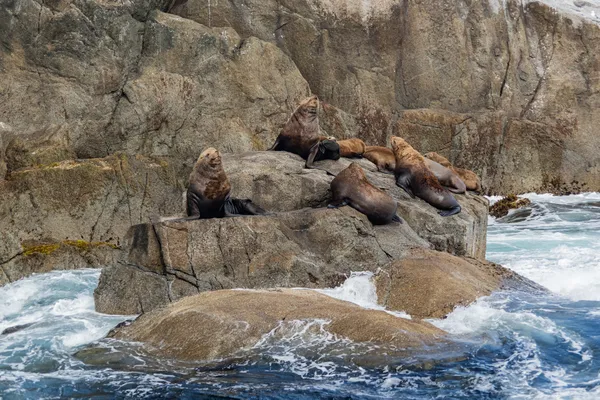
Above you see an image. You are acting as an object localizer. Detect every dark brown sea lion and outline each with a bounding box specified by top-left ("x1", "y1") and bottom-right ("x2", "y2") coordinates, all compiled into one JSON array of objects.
[
  {"x1": 337, "y1": 138, "x2": 366, "y2": 158},
  {"x1": 423, "y1": 158, "x2": 466, "y2": 194},
  {"x1": 1, "y1": 323, "x2": 34, "y2": 335},
  {"x1": 187, "y1": 148, "x2": 266, "y2": 218},
  {"x1": 425, "y1": 152, "x2": 482, "y2": 192},
  {"x1": 329, "y1": 162, "x2": 402, "y2": 225},
  {"x1": 363, "y1": 146, "x2": 396, "y2": 174},
  {"x1": 269, "y1": 95, "x2": 340, "y2": 168},
  {"x1": 391, "y1": 137, "x2": 461, "y2": 217}
]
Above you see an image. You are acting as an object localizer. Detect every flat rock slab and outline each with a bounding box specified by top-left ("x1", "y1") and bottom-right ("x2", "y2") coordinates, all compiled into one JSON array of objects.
[{"x1": 109, "y1": 289, "x2": 446, "y2": 362}]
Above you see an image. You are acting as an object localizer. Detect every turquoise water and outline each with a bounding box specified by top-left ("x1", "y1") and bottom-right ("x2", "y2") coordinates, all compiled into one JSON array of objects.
[{"x1": 1, "y1": 194, "x2": 600, "y2": 399}]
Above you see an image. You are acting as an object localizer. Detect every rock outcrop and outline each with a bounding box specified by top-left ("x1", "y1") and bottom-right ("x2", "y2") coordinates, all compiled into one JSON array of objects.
[
  {"x1": 108, "y1": 289, "x2": 446, "y2": 361},
  {"x1": 0, "y1": 154, "x2": 183, "y2": 284},
  {"x1": 94, "y1": 152, "x2": 489, "y2": 315},
  {"x1": 375, "y1": 248, "x2": 541, "y2": 319}
]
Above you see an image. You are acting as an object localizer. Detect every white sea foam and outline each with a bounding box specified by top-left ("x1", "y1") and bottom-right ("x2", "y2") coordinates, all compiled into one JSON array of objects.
[{"x1": 317, "y1": 272, "x2": 411, "y2": 319}]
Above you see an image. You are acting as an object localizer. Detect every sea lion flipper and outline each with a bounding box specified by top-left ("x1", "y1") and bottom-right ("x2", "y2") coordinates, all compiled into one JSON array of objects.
[
  {"x1": 395, "y1": 174, "x2": 414, "y2": 198},
  {"x1": 438, "y1": 205, "x2": 461, "y2": 217},
  {"x1": 305, "y1": 143, "x2": 320, "y2": 168},
  {"x1": 392, "y1": 215, "x2": 403, "y2": 224},
  {"x1": 327, "y1": 199, "x2": 348, "y2": 208},
  {"x1": 268, "y1": 136, "x2": 282, "y2": 151},
  {"x1": 224, "y1": 199, "x2": 268, "y2": 216}
]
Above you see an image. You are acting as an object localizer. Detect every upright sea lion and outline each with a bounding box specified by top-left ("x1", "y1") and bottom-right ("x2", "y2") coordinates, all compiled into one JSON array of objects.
[
  {"x1": 363, "y1": 146, "x2": 396, "y2": 174},
  {"x1": 423, "y1": 158, "x2": 466, "y2": 194},
  {"x1": 187, "y1": 148, "x2": 266, "y2": 218},
  {"x1": 328, "y1": 162, "x2": 402, "y2": 225},
  {"x1": 391, "y1": 137, "x2": 461, "y2": 217},
  {"x1": 269, "y1": 95, "x2": 340, "y2": 168},
  {"x1": 337, "y1": 138, "x2": 366, "y2": 158},
  {"x1": 425, "y1": 152, "x2": 482, "y2": 192}
]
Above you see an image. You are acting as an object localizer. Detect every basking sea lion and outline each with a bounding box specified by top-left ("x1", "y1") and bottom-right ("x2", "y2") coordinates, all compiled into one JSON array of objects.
[
  {"x1": 269, "y1": 95, "x2": 340, "y2": 168},
  {"x1": 391, "y1": 137, "x2": 461, "y2": 217},
  {"x1": 337, "y1": 138, "x2": 366, "y2": 158},
  {"x1": 363, "y1": 146, "x2": 396, "y2": 174},
  {"x1": 423, "y1": 158, "x2": 466, "y2": 194},
  {"x1": 328, "y1": 162, "x2": 402, "y2": 225},
  {"x1": 425, "y1": 152, "x2": 482, "y2": 192},
  {"x1": 187, "y1": 148, "x2": 266, "y2": 218}
]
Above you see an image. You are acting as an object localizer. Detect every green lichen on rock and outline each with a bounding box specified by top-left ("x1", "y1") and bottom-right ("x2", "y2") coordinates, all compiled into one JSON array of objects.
[
  {"x1": 22, "y1": 243, "x2": 61, "y2": 256},
  {"x1": 63, "y1": 240, "x2": 120, "y2": 251},
  {"x1": 489, "y1": 195, "x2": 531, "y2": 218},
  {"x1": 21, "y1": 240, "x2": 120, "y2": 257}
]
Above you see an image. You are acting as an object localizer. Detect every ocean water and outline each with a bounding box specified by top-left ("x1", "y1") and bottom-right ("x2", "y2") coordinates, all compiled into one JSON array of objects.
[{"x1": 1, "y1": 193, "x2": 600, "y2": 399}]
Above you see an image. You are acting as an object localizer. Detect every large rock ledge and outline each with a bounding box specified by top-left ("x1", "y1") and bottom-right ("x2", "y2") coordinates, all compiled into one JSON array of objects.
[
  {"x1": 95, "y1": 152, "x2": 490, "y2": 315},
  {"x1": 225, "y1": 152, "x2": 488, "y2": 260},
  {"x1": 108, "y1": 289, "x2": 447, "y2": 362}
]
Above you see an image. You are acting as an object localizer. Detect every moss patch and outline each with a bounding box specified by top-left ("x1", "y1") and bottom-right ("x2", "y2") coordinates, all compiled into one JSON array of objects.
[
  {"x1": 489, "y1": 195, "x2": 531, "y2": 218},
  {"x1": 22, "y1": 243, "x2": 61, "y2": 256},
  {"x1": 22, "y1": 240, "x2": 120, "y2": 257}
]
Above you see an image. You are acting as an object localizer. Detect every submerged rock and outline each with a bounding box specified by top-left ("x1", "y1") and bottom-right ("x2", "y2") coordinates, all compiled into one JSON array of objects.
[
  {"x1": 375, "y1": 248, "x2": 543, "y2": 319},
  {"x1": 489, "y1": 195, "x2": 532, "y2": 219},
  {"x1": 109, "y1": 289, "x2": 446, "y2": 361}
]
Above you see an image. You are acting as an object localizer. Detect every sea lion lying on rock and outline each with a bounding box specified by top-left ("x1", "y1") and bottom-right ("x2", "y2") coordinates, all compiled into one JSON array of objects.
[
  {"x1": 269, "y1": 95, "x2": 340, "y2": 168},
  {"x1": 423, "y1": 158, "x2": 466, "y2": 194},
  {"x1": 329, "y1": 162, "x2": 402, "y2": 224},
  {"x1": 425, "y1": 152, "x2": 482, "y2": 192},
  {"x1": 391, "y1": 137, "x2": 461, "y2": 217},
  {"x1": 187, "y1": 148, "x2": 266, "y2": 218},
  {"x1": 337, "y1": 138, "x2": 366, "y2": 158},
  {"x1": 363, "y1": 146, "x2": 396, "y2": 174}
]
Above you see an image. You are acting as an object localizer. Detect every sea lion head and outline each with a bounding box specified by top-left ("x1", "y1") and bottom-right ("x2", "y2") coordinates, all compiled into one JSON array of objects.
[
  {"x1": 390, "y1": 136, "x2": 411, "y2": 153},
  {"x1": 391, "y1": 136, "x2": 425, "y2": 165},
  {"x1": 344, "y1": 162, "x2": 367, "y2": 180},
  {"x1": 196, "y1": 147, "x2": 222, "y2": 169},
  {"x1": 297, "y1": 95, "x2": 319, "y2": 119}
]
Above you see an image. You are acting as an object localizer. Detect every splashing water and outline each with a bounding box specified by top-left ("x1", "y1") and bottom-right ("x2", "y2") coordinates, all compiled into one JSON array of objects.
[{"x1": 1, "y1": 194, "x2": 600, "y2": 398}]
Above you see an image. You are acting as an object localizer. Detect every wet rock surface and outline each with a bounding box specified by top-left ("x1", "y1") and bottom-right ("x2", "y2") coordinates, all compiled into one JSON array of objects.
[{"x1": 108, "y1": 289, "x2": 446, "y2": 361}]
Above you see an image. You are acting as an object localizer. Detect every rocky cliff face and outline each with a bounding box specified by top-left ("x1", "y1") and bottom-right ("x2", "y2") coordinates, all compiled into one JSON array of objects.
[
  {"x1": 174, "y1": 0, "x2": 600, "y2": 194},
  {"x1": 1, "y1": 0, "x2": 596, "y2": 281},
  {"x1": 2, "y1": 0, "x2": 599, "y2": 194}
]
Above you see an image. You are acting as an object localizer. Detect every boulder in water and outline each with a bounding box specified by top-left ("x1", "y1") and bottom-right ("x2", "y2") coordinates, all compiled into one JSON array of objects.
[
  {"x1": 109, "y1": 289, "x2": 446, "y2": 361},
  {"x1": 490, "y1": 195, "x2": 532, "y2": 219}
]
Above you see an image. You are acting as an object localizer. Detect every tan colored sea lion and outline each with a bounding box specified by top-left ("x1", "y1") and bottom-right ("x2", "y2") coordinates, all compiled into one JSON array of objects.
[
  {"x1": 423, "y1": 158, "x2": 466, "y2": 194},
  {"x1": 328, "y1": 162, "x2": 402, "y2": 225},
  {"x1": 187, "y1": 148, "x2": 266, "y2": 218},
  {"x1": 269, "y1": 95, "x2": 340, "y2": 168},
  {"x1": 337, "y1": 138, "x2": 366, "y2": 158},
  {"x1": 425, "y1": 152, "x2": 482, "y2": 192},
  {"x1": 363, "y1": 146, "x2": 396, "y2": 174},
  {"x1": 391, "y1": 137, "x2": 461, "y2": 217}
]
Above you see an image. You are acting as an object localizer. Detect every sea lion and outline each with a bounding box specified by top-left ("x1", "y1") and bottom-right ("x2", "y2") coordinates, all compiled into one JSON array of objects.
[
  {"x1": 391, "y1": 137, "x2": 461, "y2": 217},
  {"x1": 363, "y1": 146, "x2": 396, "y2": 174},
  {"x1": 187, "y1": 148, "x2": 266, "y2": 218},
  {"x1": 328, "y1": 162, "x2": 402, "y2": 225},
  {"x1": 423, "y1": 158, "x2": 466, "y2": 194},
  {"x1": 269, "y1": 95, "x2": 340, "y2": 168},
  {"x1": 425, "y1": 152, "x2": 482, "y2": 192},
  {"x1": 337, "y1": 138, "x2": 366, "y2": 158},
  {"x1": 1, "y1": 323, "x2": 34, "y2": 335}
]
